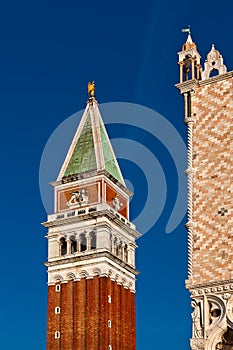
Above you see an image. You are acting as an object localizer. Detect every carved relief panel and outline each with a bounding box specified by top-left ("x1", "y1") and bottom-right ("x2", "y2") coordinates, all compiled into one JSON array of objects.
[
  {"x1": 56, "y1": 181, "x2": 101, "y2": 212},
  {"x1": 105, "y1": 181, "x2": 128, "y2": 219}
]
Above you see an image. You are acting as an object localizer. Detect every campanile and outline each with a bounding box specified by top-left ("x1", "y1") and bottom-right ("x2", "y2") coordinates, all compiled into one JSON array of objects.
[
  {"x1": 176, "y1": 33, "x2": 233, "y2": 350},
  {"x1": 43, "y1": 83, "x2": 140, "y2": 350}
]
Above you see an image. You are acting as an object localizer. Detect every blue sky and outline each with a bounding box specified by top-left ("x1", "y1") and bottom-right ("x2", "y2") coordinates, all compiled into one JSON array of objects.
[{"x1": 1, "y1": 1, "x2": 233, "y2": 349}]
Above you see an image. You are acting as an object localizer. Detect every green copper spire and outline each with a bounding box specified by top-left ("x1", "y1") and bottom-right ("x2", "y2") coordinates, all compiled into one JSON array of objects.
[
  {"x1": 57, "y1": 91, "x2": 125, "y2": 185},
  {"x1": 99, "y1": 118, "x2": 123, "y2": 182},
  {"x1": 64, "y1": 111, "x2": 97, "y2": 177}
]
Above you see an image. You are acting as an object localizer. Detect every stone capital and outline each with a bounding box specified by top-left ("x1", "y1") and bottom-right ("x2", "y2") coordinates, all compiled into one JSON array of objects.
[{"x1": 190, "y1": 338, "x2": 205, "y2": 350}]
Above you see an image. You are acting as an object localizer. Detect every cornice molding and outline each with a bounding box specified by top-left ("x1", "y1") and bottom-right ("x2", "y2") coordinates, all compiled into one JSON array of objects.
[
  {"x1": 46, "y1": 256, "x2": 137, "y2": 292},
  {"x1": 45, "y1": 249, "x2": 138, "y2": 276},
  {"x1": 186, "y1": 279, "x2": 233, "y2": 295},
  {"x1": 175, "y1": 71, "x2": 233, "y2": 93},
  {"x1": 175, "y1": 79, "x2": 199, "y2": 93},
  {"x1": 199, "y1": 71, "x2": 233, "y2": 86}
]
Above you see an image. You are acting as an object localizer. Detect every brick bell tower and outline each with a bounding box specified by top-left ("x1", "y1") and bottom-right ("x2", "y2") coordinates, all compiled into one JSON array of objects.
[
  {"x1": 42, "y1": 82, "x2": 140, "y2": 350},
  {"x1": 176, "y1": 31, "x2": 233, "y2": 350}
]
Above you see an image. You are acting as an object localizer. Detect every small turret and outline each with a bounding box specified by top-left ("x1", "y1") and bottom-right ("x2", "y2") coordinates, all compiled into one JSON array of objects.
[
  {"x1": 202, "y1": 44, "x2": 227, "y2": 80},
  {"x1": 178, "y1": 29, "x2": 202, "y2": 83}
]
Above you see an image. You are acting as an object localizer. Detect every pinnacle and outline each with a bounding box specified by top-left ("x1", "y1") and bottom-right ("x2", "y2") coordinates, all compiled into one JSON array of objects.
[
  {"x1": 57, "y1": 94, "x2": 125, "y2": 185},
  {"x1": 186, "y1": 33, "x2": 193, "y2": 44}
]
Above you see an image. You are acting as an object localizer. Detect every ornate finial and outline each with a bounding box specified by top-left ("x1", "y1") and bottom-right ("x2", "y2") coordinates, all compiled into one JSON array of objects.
[
  {"x1": 182, "y1": 25, "x2": 191, "y2": 35},
  {"x1": 202, "y1": 45, "x2": 227, "y2": 80},
  {"x1": 181, "y1": 25, "x2": 197, "y2": 52},
  {"x1": 88, "y1": 81, "x2": 95, "y2": 98}
]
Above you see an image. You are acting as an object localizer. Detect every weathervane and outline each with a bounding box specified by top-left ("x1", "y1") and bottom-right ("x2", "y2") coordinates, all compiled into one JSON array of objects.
[{"x1": 182, "y1": 25, "x2": 191, "y2": 35}]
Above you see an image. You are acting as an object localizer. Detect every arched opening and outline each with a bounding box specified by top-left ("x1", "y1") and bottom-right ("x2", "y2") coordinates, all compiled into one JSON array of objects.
[
  {"x1": 183, "y1": 55, "x2": 192, "y2": 81},
  {"x1": 70, "y1": 238, "x2": 77, "y2": 253},
  {"x1": 116, "y1": 244, "x2": 119, "y2": 257},
  {"x1": 80, "y1": 233, "x2": 87, "y2": 252},
  {"x1": 123, "y1": 244, "x2": 128, "y2": 262},
  {"x1": 209, "y1": 68, "x2": 219, "y2": 78},
  {"x1": 60, "y1": 237, "x2": 67, "y2": 256},
  {"x1": 118, "y1": 241, "x2": 123, "y2": 259},
  {"x1": 114, "y1": 237, "x2": 118, "y2": 255},
  {"x1": 216, "y1": 327, "x2": 233, "y2": 350},
  {"x1": 90, "y1": 231, "x2": 96, "y2": 250}
]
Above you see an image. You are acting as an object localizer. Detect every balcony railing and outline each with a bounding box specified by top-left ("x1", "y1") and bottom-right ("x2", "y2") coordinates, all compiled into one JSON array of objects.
[{"x1": 47, "y1": 203, "x2": 135, "y2": 230}]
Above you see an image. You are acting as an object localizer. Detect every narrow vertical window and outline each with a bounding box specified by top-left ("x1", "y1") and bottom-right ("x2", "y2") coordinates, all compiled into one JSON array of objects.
[
  {"x1": 55, "y1": 331, "x2": 60, "y2": 339},
  {"x1": 108, "y1": 295, "x2": 111, "y2": 303},
  {"x1": 55, "y1": 307, "x2": 60, "y2": 314},
  {"x1": 108, "y1": 320, "x2": 111, "y2": 328},
  {"x1": 55, "y1": 284, "x2": 61, "y2": 292}
]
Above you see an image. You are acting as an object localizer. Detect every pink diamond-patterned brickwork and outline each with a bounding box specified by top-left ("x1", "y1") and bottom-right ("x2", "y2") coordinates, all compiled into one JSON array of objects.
[{"x1": 191, "y1": 76, "x2": 233, "y2": 285}]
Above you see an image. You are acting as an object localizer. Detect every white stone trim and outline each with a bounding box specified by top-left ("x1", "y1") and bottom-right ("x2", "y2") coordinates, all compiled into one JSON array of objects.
[
  {"x1": 47, "y1": 256, "x2": 136, "y2": 291},
  {"x1": 43, "y1": 203, "x2": 139, "y2": 238},
  {"x1": 55, "y1": 284, "x2": 61, "y2": 292}
]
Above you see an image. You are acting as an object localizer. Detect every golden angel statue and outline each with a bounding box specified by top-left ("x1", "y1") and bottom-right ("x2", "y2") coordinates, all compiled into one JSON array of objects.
[{"x1": 88, "y1": 81, "x2": 95, "y2": 97}]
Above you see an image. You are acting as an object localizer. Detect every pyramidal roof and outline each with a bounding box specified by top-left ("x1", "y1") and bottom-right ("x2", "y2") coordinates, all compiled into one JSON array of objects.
[
  {"x1": 57, "y1": 95, "x2": 125, "y2": 185},
  {"x1": 182, "y1": 32, "x2": 197, "y2": 51}
]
